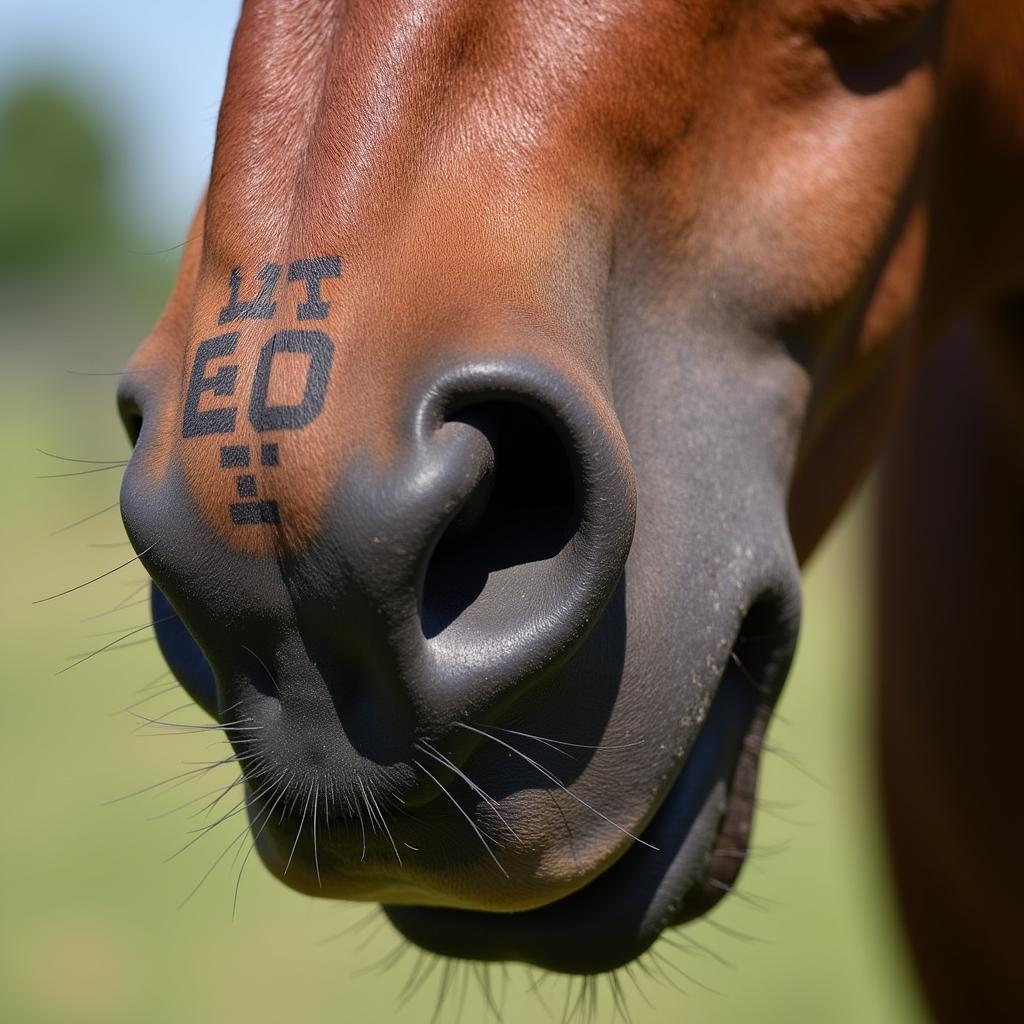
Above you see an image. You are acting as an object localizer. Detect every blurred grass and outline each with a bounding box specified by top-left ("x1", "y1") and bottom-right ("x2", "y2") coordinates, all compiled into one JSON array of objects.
[{"x1": 0, "y1": 261, "x2": 926, "y2": 1023}]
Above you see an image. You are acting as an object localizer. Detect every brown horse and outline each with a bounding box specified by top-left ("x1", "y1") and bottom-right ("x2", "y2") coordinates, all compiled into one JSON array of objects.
[{"x1": 115, "y1": 1, "x2": 1023, "y2": 1018}]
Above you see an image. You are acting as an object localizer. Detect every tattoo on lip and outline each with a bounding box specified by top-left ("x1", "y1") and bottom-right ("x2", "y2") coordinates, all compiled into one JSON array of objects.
[{"x1": 182, "y1": 256, "x2": 341, "y2": 526}]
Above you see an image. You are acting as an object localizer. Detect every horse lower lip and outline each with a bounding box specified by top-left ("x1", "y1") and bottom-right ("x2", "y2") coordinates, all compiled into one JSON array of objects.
[{"x1": 383, "y1": 660, "x2": 772, "y2": 973}]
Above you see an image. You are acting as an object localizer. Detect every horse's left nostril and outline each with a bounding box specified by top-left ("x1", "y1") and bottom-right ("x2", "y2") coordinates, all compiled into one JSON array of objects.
[
  {"x1": 388, "y1": 358, "x2": 636, "y2": 722},
  {"x1": 300, "y1": 358, "x2": 636, "y2": 728},
  {"x1": 421, "y1": 400, "x2": 581, "y2": 638}
]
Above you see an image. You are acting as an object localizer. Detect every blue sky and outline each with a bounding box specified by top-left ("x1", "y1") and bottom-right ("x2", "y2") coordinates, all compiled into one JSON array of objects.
[{"x1": 0, "y1": 2, "x2": 240, "y2": 241}]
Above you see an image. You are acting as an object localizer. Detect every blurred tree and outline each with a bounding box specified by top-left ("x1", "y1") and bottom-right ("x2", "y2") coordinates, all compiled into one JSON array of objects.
[{"x1": 0, "y1": 81, "x2": 120, "y2": 270}]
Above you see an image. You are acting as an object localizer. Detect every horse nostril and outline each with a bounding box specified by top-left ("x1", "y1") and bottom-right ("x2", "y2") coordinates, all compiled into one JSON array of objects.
[
  {"x1": 375, "y1": 357, "x2": 637, "y2": 721},
  {"x1": 421, "y1": 401, "x2": 581, "y2": 638},
  {"x1": 117, "y1": 388, "x2": 143, "y2": 448}
]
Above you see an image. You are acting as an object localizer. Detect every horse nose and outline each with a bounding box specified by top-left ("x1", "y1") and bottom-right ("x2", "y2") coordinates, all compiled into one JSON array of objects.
[{"x1": 303, "y1": 358, "x2": 637, "y2": 726}]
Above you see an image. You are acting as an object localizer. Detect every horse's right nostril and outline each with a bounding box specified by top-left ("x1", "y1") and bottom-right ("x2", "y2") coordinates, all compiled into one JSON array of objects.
[
  {"x1": 421, "y1": 401, "x2": 582, "y2": 638},
  {"x1": 116, "y1": 380, "x2": 144, "y2": 448}
]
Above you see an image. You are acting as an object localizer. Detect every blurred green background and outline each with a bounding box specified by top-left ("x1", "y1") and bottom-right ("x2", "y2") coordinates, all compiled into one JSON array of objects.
[{"x1": 0, "y1": 5, "x2": 926, "y2": 1023}]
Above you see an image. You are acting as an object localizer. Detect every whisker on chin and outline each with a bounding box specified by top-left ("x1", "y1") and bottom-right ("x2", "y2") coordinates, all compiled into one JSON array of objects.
[
  {"x1": 231, "y1": 767, "x2": 293, "y2": 909},
  {"x1": 149, "y1": 765, "x2": 261, "y2": 822},
  {"x1": 756, "y1": 739, "x2": 826, "y2": 788},
  {"x1": 706, "y1": 878, "x2": 779, "y2": 912},
  {"x1": 127, "y1": 705, "x2": 258, "y2": 731},
  {"x1": 175, "y1": 790, "x2": 269, "y2": 905},
  {"x1": 353, "y1": 778, "x2": 368, "y2": 862},
  {"x1": 623, "y1": 962, "x2": 657, "y2": 1011},
  {"x1": 284, "y1": 774, "x2": 317, "y2": 875},
  {"x1": 429, "y1": 958, "x2": 456, "y2": 1024},
  {"x1": 398, "y1": 950, "x2": 441, "y2": 1008},
  {"x1": 648, "y1": 946, "x2": 724, "y2": 997},
  {"x1": 416, "y1": 740, "x2": 520, "y2": 843},
  {"x1": 701, "y1": 916, "x2": 769, "y2": 945},
  {"x1": 114, "y1": 683, "x2": 185, "y2": 716},
  {"x1": 456, "y1": 723, "x2": 658, "y2": 852},
  {"x1": 413, "y1": 759, "x2": 507, "y2": 878},
  {"x1": 492, "y1": 724, "x2": 644, "y2": 755},
  {"x1": 102, "y1": 753, "x2": 243, "y2": 805},
  {"x1": 659, "y1": 931, "x2": 735, "y2": 970},
  {"x1": 321, "y1": 775, "x2": 333, "y2": 840},
  {"x1": 311, "y1": 777, "x2": 322, "y2": 887},
  {"x1": 193, "y1": 763, "x2": 272, "y2": 820},
  {"x1": 317, "y1": 905, "x2": 380, "y2": 945},
  {"x1": 356, "y1": 937, "x2": 413, "y2": 977},
  {"x1": 637, "y1": 946, "x2": 685, "y2": 996},
  {"x1": 608, "y1": 971, "x2": 634, "y2": 1022},
  {"x1": 177, "y1": 820, "x2": 253, "y2": 911},
  {"x1": 170, "y1": 768, "x2": 276, "y2": 860},
  {"x1": 363, "y1": 778, "x2": 403, "y2": 867},
  {"x1": 453, "y1": 958, "x2": 471, "y2": 1022}
]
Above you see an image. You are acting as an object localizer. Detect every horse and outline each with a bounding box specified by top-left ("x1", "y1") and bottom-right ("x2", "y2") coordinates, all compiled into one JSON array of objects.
[{"x1": 112, "y1": 1, "x2": 1023, "y2": 1017}]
